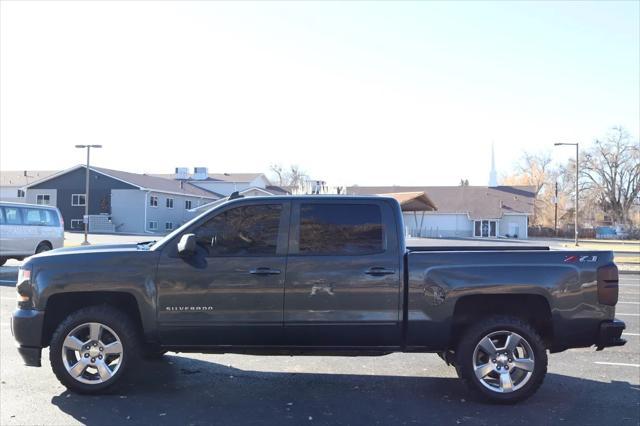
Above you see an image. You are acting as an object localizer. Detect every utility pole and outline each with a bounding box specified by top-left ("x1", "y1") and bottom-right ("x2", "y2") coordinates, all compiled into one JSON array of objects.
[
  {"x1": 75, "y1": 145, "x2": 102, "y2": 245},
  {"x1": 554, "y1": 142, "x2": 579, "y2": 246},
  {"x1": 554, "y1": 181, "x2": 558, "y2": 237}
]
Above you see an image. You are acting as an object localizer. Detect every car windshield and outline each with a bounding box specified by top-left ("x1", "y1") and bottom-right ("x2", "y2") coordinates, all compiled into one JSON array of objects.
[{"x1": 150, "y1": 198, "x2": 231, "y2": 251}]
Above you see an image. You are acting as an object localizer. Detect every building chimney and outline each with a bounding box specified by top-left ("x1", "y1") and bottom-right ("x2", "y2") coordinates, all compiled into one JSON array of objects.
[
  {"x1": 175, "y1": 167, "x2": 190, "y2": 180},
  {"x1": 193, "y1": 167, "x2": 208, "y2": 180}
]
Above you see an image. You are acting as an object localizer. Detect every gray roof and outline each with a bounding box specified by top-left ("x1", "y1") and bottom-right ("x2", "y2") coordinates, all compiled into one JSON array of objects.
[
  {"x1": 265, "y1": 185, "x2": 291, "y2": 195},
  {"x1": 91, "y1": 166, "x2": 220, "y2": 198},
  {"x1": 347, "y1": 185, "x2": 535, "y2": 219},
  {"x1": 0, "y1": 170, "x2": 58, "y2": 187},
  {"x1": 22, "y1": 165, "x2": 220, "y2": 199},
  {"x1": 151, "y1": 172, "x2": 265, "y2": 183}
]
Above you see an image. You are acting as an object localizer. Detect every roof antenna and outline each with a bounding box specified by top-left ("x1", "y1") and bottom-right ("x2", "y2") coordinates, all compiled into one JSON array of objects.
[{"x1": 228, "y1": 191, "x2": 244, "y2": 200}]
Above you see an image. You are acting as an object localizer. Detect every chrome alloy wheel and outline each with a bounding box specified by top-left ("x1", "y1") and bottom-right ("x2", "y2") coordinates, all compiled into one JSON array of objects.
[
  {"x1": 61, "y1": 322, "x2": 123, "y2": 385},
  {"x1": 472, "y1": 330, "x2": 535, "y2": 393}
]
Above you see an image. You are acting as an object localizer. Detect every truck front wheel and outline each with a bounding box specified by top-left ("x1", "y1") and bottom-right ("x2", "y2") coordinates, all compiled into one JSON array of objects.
[
  {"x1": 456, "y1": 316, "x2": 547, "y2": 404},
  {"x1": 49, "y1": 305, "x2": 140, "y2": 394}
]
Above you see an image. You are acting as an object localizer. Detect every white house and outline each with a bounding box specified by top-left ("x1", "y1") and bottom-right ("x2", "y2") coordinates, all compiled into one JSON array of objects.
[
  {"x1": 152, "y1": 168, "x2": 290, "y2": 197},
  {"x1": 347, "y1": 185, "x2": 535, "y2": 239},
  {"x1": 0, "y1": 170, "x2": 56, "y2": 202}
]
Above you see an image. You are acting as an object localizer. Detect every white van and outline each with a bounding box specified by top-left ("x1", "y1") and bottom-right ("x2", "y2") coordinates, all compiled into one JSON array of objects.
[{"x1": 0, "y1": 202, "x2": 64, "y2": 266}]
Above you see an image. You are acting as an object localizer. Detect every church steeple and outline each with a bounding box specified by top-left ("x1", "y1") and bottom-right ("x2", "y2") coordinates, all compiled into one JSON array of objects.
[{"x1": 488, "y1": 143, "x2": 498, "y2": 187}]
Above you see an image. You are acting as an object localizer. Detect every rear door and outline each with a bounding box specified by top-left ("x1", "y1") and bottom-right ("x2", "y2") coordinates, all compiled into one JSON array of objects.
[{"x1": 283, "y1": 200, "x2": 402, "y2": 347}]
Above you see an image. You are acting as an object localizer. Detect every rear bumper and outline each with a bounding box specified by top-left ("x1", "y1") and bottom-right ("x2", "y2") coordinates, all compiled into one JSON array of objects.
[
  {"x1": 596, "y1": 319, "x2": 626, "y2": 350},
  {"x1": 11, "y1": 309, "x2": 45, "y2": 367}
]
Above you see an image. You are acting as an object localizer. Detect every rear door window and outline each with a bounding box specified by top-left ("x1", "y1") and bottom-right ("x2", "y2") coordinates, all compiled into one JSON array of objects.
[
  {"x1": 298, "y1": 203, "x2": 384, "y2": 255},
  {"x1": 3, "y1": 207, "x2": 22, "y2": 225},
  {"x1": 23, "y1": 208, "x2": 43, "y2": 225}
]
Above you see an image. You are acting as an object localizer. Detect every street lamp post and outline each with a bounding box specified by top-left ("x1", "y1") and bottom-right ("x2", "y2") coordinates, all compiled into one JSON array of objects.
[
  {"x1": 554, "y1": 142, "x2": 579, "y2": 246},
  {"x1": 75, "y1": 145, "x2": 102, "y2": 245}
]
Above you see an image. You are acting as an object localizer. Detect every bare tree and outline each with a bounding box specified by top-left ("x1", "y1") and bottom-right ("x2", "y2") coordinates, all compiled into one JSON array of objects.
[
  {"x1": 286, "y1": 165, "x2": 308, "y2": 194},
  {"x1": 503, "y1": 151, "x2": 559, "y2": 226},
  {"x1": 268, "y1": 163, "x2": 309, "y2": 194},
  {"x1": 580, "y1": 126, "x2": 640, "y2": 224},
  {"x1": 269, "y1": 164, "x2": 286, "y2": 186}
]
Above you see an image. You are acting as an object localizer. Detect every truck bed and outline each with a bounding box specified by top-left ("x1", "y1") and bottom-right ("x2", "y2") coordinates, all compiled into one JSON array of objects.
[{"x1": 407, "y1": 245, "x2": 550, "y2": 252}]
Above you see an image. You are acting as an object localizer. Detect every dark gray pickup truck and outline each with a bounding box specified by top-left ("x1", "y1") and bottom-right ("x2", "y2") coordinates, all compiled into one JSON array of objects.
[{"x1": 11, "y1": 196, "x2": 625, "y2": 403}]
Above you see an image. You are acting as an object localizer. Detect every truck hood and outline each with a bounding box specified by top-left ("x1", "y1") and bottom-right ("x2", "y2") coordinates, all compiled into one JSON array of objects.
[
  {"x1": 38, "y1": 243, "x2": 145, "y2": 256},
  {"x1": 23, "y1": 241, "x2": 161, "y2": 274},
  {"x1": 24, "y1": 242, "x2": 158, "y2": 267}
]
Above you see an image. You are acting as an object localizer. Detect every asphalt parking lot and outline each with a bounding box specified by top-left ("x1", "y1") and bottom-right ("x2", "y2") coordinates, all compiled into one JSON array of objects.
[{"x1": 0, "y1": 262, "x2": 638, "y2": 425}]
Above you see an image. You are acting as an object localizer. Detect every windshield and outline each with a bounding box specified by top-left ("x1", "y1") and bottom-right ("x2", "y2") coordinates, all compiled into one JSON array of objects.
[{"x1": 150, "y1": 198, "x2": 231, "y2": 251}]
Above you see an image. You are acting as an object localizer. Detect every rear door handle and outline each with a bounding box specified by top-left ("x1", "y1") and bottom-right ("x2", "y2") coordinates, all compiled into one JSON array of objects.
[
  {"x1": 249, "y1": 267, "x2": 281, "y2": 275},
  {"x1": 365, "y1": 267, "x2": 396, "y2": 276}
]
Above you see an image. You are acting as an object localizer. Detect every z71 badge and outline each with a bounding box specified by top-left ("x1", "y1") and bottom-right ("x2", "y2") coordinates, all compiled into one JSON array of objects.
[{"x1": 564, "y1": 255, "x2": 598, "y2": 263}]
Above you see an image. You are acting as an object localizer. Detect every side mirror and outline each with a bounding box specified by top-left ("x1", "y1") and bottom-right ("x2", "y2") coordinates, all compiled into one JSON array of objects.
[{"x1": 177, "y1": 233, "x2": 196, "y2": 257}]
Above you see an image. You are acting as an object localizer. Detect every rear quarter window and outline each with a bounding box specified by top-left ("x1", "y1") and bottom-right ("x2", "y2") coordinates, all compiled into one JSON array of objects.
[
  {"x1": 21, "y1": 208, "x2": 60, "y2": 226},
  {"x1": 299, "y1": 203, "x2": 384, "y2": 255}
]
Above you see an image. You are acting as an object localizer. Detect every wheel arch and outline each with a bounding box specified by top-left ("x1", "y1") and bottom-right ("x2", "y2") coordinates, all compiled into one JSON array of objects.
[
  {"x1": 41, "y1": 291, "x2": 149, "y2": 347},
  {"x1": 450, "y1": 293, "x2": 553, "y2": 350},
  {"x1": 35, "y1": 240, "x2": 53, "y2": 252}
]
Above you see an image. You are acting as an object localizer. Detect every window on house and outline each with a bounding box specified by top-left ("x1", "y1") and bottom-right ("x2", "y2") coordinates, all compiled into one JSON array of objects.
[
  {"x1": 17, "y1": 189, "x2": 25, "y2": 198},
  {"x1": 194, "y1": 204, "x2": 282, "y2": 256},
  {"x1": 474, "y1": 220, "x2": 497, "y2": 238},
  {"x1": 71, "y1": 194, "x2": 86, "y2": 206},
  {"x1": 148, "y1": 221, "x2": 158, "y2": 231},
  {"x1": 165, "y1": 222, "x2": 174, "y2": 231},
  {"x1": 185, "y1": 200, "x2": 192, "y2": 210},
  {"x1": 70, "y1": 219, "x2": 83, "y2": 229},
  {"x1": 166, "y1": 198, "x2": 174, "y2": 208},
  {"x1": 36, "y1": 194, "x2": 50, "y2": 205},
  {"x1": 298, "y1": 203, "x2": 384, "y2": 255},
  {"x1": 149, "y1": 196, "x2": 158, "y2": 207}
]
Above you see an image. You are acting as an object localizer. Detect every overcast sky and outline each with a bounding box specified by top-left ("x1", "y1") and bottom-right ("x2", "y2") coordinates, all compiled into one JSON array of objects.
[{"x1": 1, "y1": 1, "x2": 638, "y2": 186}]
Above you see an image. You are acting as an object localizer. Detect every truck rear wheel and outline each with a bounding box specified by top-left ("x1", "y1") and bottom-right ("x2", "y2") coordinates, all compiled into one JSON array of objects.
[
  {"x1": 456, "y1": 316, "x2": 547, "y2": 404},
  {"x1": 49, "y1": 305, "x2": 140, "y2": 394}
]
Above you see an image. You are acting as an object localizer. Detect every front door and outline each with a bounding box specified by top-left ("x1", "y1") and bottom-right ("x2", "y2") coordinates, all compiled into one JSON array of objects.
[
  {"x1": 155, "y1": 201, "x2": 290, "y2": 346},
  {"x1": 283, "y1": 200, "x2": 402, "y2": 348}
]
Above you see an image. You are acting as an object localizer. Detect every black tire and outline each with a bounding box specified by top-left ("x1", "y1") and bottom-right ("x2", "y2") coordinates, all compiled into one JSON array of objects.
[
  {"x1": 49, "y1": 305, "x2": 141, "y2": 394},
  {"x1": 35, "y1": 242, "x2": 52, "y2": 254},
  {"x1": 456, "y1": 316, "x2": 547, "y2": 404},
  {"x1": 0, "y1": 257, "x2": 7, "y2": 266}
]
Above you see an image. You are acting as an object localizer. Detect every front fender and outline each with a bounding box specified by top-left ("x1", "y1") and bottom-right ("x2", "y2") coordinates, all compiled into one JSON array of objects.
[{"x1": 27, "y1": 250, "x2": 161, "y2": 338}]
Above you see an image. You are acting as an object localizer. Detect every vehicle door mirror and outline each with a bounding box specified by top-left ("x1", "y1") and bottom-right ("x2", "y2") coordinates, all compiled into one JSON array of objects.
[{"x1": 177, "y1": 233, "x2": 196, "y2": 257}]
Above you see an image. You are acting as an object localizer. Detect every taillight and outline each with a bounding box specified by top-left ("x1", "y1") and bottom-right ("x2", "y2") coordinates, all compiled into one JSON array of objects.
[
  {"x1": 597, "y1": 263, "x2": 619, "y2": 306},
  {"x1": 16, "y1": 268, "x2": 32, "y2": 307}
]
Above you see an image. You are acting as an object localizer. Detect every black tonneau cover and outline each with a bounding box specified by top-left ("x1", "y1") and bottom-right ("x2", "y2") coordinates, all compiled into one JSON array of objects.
[{"x1": 407, "y1": 246, "x2": 550, "y2": 252}]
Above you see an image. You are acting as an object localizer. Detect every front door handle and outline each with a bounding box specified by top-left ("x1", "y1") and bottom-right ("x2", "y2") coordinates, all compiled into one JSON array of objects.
[
  {"x1": 249, "y1": 267, "x2": 281, "y2": 275},
  {"x1": 365, "y1": 267, "x2": 396, "y2": 276}
]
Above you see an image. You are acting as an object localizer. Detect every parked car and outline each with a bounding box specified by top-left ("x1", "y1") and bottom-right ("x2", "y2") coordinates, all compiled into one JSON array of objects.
[
  {"x1": 0, "y1": 201, "x2": 64, "y2": 265},
  {"x1": 11, "y1": 196, "x2": 625, "y2": 403}
]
